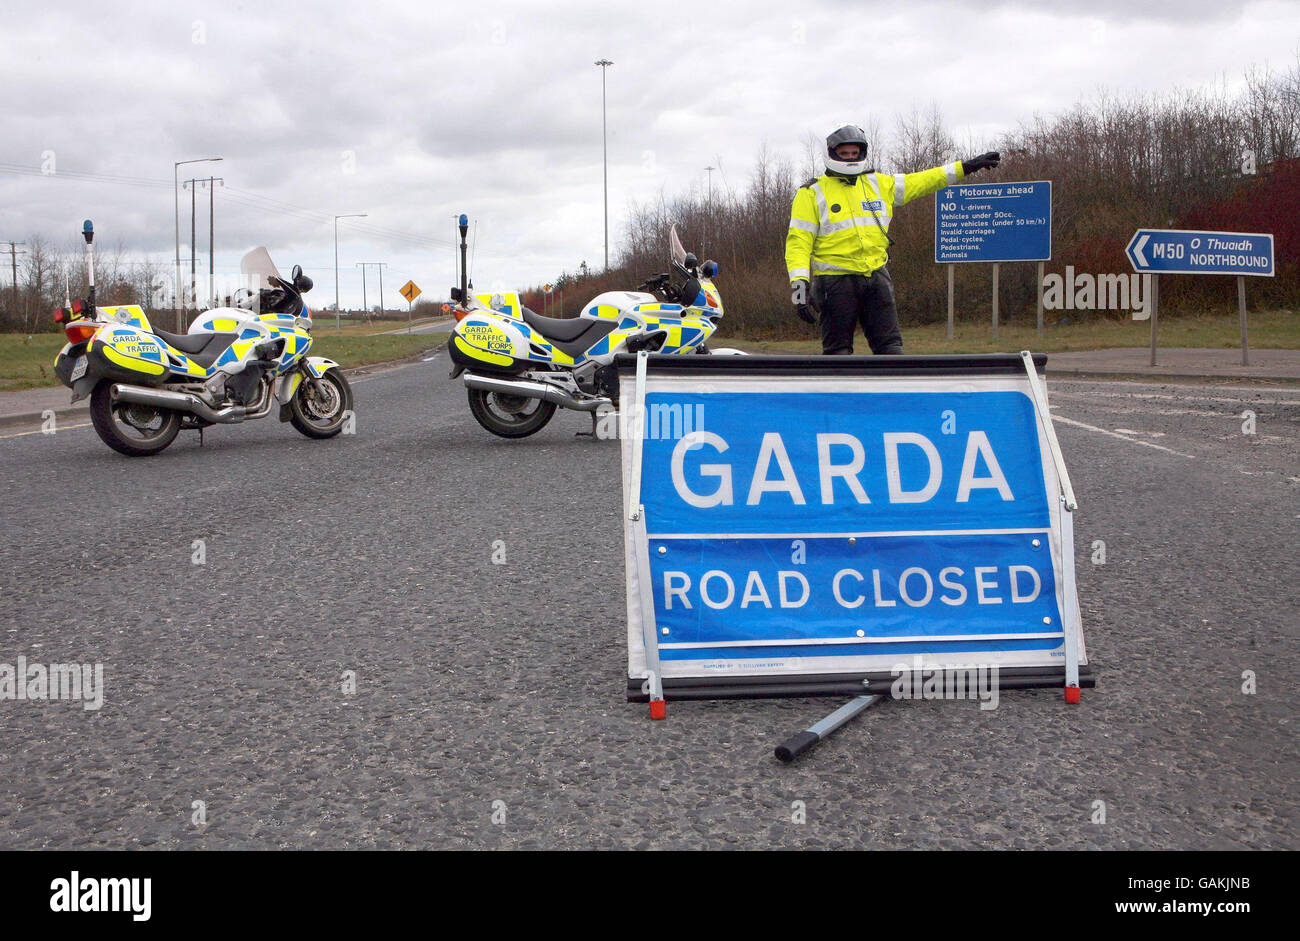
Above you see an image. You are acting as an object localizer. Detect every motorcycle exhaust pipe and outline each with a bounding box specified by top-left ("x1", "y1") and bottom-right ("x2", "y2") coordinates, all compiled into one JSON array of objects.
[
  {"x1": 110, "y1": 384, "x2": 250, "y2": 424},
  {"x1": 463, "y1": 373, "x2": 611, "y2": 413}
]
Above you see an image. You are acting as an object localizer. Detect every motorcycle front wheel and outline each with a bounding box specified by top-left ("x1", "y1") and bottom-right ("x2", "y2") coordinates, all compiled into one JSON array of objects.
[
  {"x1": 89, "y1": 381, "x2": 181, "y2": 457},
  {"x1": 290, "y1": 369, "x2": 353, "y2": 438},
  {"x1": 467, "y1": 388, "x2": 556, "y2": 438}
]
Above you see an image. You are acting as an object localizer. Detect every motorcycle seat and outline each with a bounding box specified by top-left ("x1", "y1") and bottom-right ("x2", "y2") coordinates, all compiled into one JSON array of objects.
[
  {"x1": 517, "y1": 309, "x2": 618, "y2": 356},
  {"x1": 519, "y1": 307, "x2": 619, "y2": 357},
  {"x1": 154, "y1": 328, "x2": 239, "y2": 367},
  {"x1": 519, "y1": 308, "x2": 594, "y2": 342}
]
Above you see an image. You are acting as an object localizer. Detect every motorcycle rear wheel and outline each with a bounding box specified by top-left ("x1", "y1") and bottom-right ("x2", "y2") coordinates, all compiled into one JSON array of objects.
[
  {"x1": 89, "y1": 380, "x2": 181, "y2": 457},
  {"x1": 467, "y1": 388, "x2": 556, "y2": 438}
]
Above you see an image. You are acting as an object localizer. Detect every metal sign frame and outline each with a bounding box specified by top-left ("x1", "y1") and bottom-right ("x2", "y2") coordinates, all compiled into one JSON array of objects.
[{"x1": 617, "y1": 353, "x2": 1093, "y2": 715}]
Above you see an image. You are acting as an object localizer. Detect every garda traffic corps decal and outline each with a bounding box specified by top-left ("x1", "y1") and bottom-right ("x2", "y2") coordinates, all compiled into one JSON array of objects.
[
  {"x1": 620, "y1": 365, "x2": 1086, "y2": 682},
  {"x1": 462, "y1": 322, "x2": 513, "y2": 353}
]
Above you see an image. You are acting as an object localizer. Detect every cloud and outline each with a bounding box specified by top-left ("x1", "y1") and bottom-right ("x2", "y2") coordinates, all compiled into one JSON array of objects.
[{"x1": 0, "y1": 0, "x2": 1295, "y2": 303}]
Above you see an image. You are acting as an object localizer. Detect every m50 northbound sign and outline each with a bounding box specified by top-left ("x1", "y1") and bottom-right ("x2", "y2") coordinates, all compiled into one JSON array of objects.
[{"x1": 1125, "y1": 229, "x2": 1275, "y2": 277}]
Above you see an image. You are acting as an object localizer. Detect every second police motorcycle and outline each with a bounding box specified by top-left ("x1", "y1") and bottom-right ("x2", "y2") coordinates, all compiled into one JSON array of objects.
[{"x1": 447, "y1": 223, "x2": 742, "y2": 438}]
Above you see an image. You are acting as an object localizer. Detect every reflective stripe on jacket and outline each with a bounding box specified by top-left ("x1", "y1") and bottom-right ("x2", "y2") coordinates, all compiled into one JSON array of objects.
[{"x1": 786, "y1": 162, "x2": 965, "y2": 281}]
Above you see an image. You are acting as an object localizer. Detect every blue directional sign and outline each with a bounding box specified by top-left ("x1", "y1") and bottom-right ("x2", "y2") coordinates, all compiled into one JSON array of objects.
[
  {"x1": 1125, "y1": 229, "x2": 1274, "y2": 277},
  {"x1": 935, "y1": 180, "x2": 1051, "y2": 263}
]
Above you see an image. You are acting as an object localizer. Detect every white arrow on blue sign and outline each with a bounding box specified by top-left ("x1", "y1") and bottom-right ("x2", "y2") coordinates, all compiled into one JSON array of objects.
[{"x1": 1125, "y1": 229, "x2": 1274, "y2": 277}]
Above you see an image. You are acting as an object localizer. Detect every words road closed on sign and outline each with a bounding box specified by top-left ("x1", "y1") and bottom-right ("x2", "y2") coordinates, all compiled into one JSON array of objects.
[{"x1": 617, "y1": 354, "x2": 1090, "y2": 706}]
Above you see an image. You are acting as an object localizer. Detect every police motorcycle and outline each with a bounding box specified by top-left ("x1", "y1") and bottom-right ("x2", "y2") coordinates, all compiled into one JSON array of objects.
[
  {"x1": 52, "y1": 220, "x2": 353, "y2": 456},
  {"x1": 447, "y1": 225, "x2": 743, "y2": 438}
]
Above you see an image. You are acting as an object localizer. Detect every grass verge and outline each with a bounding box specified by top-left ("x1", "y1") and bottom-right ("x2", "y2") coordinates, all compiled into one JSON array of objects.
[{"x1": 723, "y1": 309, "x2": 1298, "y2": 355}]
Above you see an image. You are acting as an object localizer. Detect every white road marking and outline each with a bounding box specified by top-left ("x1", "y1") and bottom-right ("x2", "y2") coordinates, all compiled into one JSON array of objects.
[
  {"x1": 0, "y1": 421, "x2": 92, "y2": 439},
  {"x1": 1053, "y1": 414, "x2": 1196, "y2": 458},
  {"x1": 1051, "y1": 387, "x2": 1300, "y2": 407}
]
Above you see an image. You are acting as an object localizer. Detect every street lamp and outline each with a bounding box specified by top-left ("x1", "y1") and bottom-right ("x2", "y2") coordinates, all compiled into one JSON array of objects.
[
  {"x1": 595, "y1": 58, "x2": 613, "y2": 271},
  {"x1": 334, "y1": 213, "x2": 367, "y2": 333},
  {"x1": 174, "y1": 156, "x2": 222, "y2": 330}
]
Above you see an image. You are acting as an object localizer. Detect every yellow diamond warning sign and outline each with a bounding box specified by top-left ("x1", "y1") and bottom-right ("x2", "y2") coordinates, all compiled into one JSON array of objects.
[{"x1": 399, "y1": 280, "x2": 422, "y2": 303}]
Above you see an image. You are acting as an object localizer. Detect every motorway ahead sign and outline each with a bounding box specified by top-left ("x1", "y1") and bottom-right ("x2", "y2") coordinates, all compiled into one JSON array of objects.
[
  {"x1": 1125, "y1": 229, "x2": 1275, "y2": 277},
  {"x1": 935, "y1": 180, "x2": 1051, "y2": 263},
  {"x1": 617, "y1": 354, "x2": 1090, "y2": 708}
]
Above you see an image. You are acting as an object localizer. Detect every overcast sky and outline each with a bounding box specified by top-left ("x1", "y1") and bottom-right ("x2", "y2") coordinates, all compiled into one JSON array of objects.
[{"x1": 0, "y1": 0, "x2": 1295, "y2": 307}]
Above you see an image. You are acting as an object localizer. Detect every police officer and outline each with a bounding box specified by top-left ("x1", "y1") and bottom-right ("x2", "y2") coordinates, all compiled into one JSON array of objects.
[{"x1": 787, "y1": 125, "x2": 1000, "y2": 354}]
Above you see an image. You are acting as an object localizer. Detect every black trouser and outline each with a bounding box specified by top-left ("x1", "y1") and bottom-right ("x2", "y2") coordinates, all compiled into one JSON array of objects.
[{"x1": 812, "y1": 268, "x2": 903, "y2": 355}]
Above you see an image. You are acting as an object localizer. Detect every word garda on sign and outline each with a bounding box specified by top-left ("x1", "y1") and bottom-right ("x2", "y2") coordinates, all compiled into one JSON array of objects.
[{"x1": 617, "y1": 353, "x2": 1091, "y2": 714}]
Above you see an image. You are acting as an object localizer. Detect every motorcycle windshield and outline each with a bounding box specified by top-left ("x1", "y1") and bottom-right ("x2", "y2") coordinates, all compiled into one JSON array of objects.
[
  {"x1": 669, "y1": 224, "x2": 687, "y2": 267},
  {"x1": 240, "y1": 247, "x2": 283, "y2": 290}
]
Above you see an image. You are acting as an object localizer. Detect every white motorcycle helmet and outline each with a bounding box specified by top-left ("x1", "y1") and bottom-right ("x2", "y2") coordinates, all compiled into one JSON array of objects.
[{"x1": 824, "y1": 124, "x2": 870, "y2": 179}]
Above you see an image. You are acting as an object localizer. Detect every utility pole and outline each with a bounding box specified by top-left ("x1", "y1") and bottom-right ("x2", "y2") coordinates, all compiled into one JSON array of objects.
[
  {"x1": 199, "y1": 177, "x2": 223, "y2": 307},
  {"x1": 2, "y1": 242, "x2": 27, "y2": 322},
  {"x1": 334, "y1": 213, "x2": 367, "y2": 333},
  {"x1": 355, "y1": 262, "x2": 387, "y2": 323},
  {"x1": 182, "y1": 178, "x2": 201, "y2": 321},
  {"x1": 595, "y1": 58, "x2": 613, "y2": 271},
  {"x1": 174, "y1": 156, "x2": 222, "y2": 329}
]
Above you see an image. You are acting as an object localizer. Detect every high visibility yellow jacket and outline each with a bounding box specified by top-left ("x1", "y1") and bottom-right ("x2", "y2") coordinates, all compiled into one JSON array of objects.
[{"x1": 786, "y1": 161, "x2": 966, "y2": 281}]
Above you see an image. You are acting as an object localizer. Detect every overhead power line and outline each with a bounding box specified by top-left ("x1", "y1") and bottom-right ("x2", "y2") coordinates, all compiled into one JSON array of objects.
[{"x1": 0, "y1": 162, "x2": 451, "y2": 248}]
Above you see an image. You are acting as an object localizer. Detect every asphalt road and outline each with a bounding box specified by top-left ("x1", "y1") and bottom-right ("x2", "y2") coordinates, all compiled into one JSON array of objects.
[{"x1": 0, "y1": 356, "x2": 1295, "y2": 849}]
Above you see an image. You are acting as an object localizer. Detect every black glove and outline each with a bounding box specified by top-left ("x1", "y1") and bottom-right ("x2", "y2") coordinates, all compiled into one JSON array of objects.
[
  {"x1": 962, "y1": 152, "x2": 1001, "y2": 174},
  {"x1": 791, "y1": 280, "x2": 817, "y2": 324}
]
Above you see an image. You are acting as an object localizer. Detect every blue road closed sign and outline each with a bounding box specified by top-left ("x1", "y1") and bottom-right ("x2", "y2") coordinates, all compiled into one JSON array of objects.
[
  {"x1": 1125, "y1": 229, "x2": 1275, "y2": 277},
  {"x1": 935, "y1": 180, "x2": 1051, "y2": 263},
  {"x1": 618, "y1": 354, "x2": 1089, "y2": 705}
]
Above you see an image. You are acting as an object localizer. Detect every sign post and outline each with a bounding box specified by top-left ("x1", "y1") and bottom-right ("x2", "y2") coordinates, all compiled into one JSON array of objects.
[
  {"x1": 945, "y1": 265, "x2": 954, "y2": 340},
  {"x1": 936, "y1": 181, "x2": 1051, "y2": 338},
  {"x1": 1126, "y1": 229, "x2": 1274, "y2": 367},
  {"x1": 617, "y1": 352, "x2": 1093, "y2": 757},
  {"x1": 399, "y1": 279, "x2": 422, "y2": 334}
]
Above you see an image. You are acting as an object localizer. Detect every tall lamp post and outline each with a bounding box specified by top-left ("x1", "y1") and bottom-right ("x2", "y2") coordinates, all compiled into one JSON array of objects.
[
  {"x1": 334, "y1": 213, "x2": 367, "y2": 333},
  {"x1": 174, "y1": 156, "x2": 222, "y2": 330},
  {"x1": 595, "y1": 58, "x2": 613, "y2": 271}
]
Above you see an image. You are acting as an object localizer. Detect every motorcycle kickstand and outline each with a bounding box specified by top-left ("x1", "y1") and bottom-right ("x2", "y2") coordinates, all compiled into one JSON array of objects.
[{"x1": 575, "y1": 411, "x2": 600, "y2": 438}]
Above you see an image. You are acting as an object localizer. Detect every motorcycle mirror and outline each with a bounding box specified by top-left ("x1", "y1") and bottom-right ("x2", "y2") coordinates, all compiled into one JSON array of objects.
[
  {"x1": 291, "y1": 265, "x2": 313, "y2": 292},
  {"x1": 684, "y1": 253, "x2": 698, "y2": 269},
  {"x1": 702, "y1": 260, "x2": 718, "y2": 277},
  {"x1": 292, "y1": 264, "x2": 303, "y2": 281},
  {"x1": 82, "y1": 219, "x2": 94, "y2": 245},
  {"x1": 449, "y1": 287, "x2": 463, "y2": 302}
]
